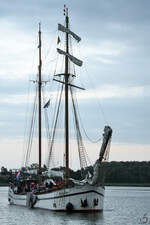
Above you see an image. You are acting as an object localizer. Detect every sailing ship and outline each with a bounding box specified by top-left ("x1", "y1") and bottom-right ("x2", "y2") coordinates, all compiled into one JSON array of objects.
[{"x1": 8, "y1": 7, "x2": 112, "y2": 212}]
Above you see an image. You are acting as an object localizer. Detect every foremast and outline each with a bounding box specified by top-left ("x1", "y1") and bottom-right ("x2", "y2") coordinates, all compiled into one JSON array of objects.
[{"x1": 38, "y1": 23, "x2": 42, "y2": 175}]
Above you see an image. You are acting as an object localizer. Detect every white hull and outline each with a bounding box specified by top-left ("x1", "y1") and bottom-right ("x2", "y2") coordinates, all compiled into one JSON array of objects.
[{"x1": 8, "y1": 185, "x2": 104, "y2": 212}]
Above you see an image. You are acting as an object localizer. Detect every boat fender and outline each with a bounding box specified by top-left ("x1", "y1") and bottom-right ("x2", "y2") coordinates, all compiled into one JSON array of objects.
[
  {"x1": 81, "y1": 198, "x2": 88, "y2": 208},
  {"x1": 66, "y1": 202, "x2": 74, "y2": 212},
  {"x1": 93, "y1": 198, "x2": 99, "y2": 206}
]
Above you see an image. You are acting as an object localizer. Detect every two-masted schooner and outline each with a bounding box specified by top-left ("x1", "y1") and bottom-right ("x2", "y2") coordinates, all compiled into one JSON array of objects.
[{"x1": 8, "y1": 7, "x2": 112, "y2": 212}]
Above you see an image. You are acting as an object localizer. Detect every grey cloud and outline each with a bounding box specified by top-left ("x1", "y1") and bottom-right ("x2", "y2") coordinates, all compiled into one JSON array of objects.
[
  {"x1": 77, "y1": 96, "x2": 150, "y2": 145},
  {"x1": 1, "y1": 78, "x2": 28, "y2": 95},
  {"x1": 0, "y1": 0, "x2": 149, "y2": 149}
]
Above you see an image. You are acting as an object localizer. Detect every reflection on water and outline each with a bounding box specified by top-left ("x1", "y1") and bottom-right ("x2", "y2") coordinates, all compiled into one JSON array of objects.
[
  {"x1": 1, "y1": 186, "x2": 150, "y2": 225},
  {"x1": 6, "y1": 205, "x2": 104, "y2": 225}
]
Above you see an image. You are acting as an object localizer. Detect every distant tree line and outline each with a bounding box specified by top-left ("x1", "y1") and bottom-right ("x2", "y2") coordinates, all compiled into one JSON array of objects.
[
  {"x1": 104, "y1": 161, "x2": 150, "y2": 184},
  {"x1": 1, "y1": 161, "x2": 150, "y2": 186},
  {"x1": 63, "y1": 161, "x2": 150, "y2": 185}
]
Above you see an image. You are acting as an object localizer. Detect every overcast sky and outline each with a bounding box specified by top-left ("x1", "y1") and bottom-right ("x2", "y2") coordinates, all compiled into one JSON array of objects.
[{"x1": 0, "y1": 0, "x2": 150, "y2": 170}]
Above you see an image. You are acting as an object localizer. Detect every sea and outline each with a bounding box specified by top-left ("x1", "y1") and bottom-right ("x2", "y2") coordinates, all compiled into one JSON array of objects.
[{"x1": 0, "y1": 186, "x2": 150, "y2": 225}]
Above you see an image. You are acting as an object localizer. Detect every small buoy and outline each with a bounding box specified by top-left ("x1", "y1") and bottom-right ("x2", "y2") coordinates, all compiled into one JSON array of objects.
[{"x1": 66, "y1": 202, "x2": 74, "y2": 212}]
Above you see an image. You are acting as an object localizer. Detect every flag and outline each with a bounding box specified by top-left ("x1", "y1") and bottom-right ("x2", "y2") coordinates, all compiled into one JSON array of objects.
[
  {"x1": 16, "y1": 171, "x2": 21, "y2": 180},
  {"x1": 43, "y1": 99, "x2": 50, "y2": 108},
  {"x1": 57, "y1": 36, "x2": 61, "y2": 45}
]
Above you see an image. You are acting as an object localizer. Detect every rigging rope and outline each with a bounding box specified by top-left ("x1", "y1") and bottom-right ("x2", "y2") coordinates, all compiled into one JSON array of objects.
[
  {"x1": 22, "y1": 35, "x2": 40, "y2": 167},
  {"x1": 68, "y1": 32, "x2": 105, "y2": 144},
  {"x1": 84, "y1": 63, "x2": 109, "y2": 124},
  {"x1": 22, "y1": 81, "x2": 33, "y2": 167},
  {"x1": 47, "y1": 83, "x2": 64, "y2": 168},
  {"x1": 75, "y1": 93, "x2": 102, "y2": 143},
  {"x1": 42, "y1": 86, "x2": 51, "y2": 147},
  {"x1": 24, "y1": 85, "x2": 38, "y2": 167},
  {"x1": 77, "y1": 40, "x2": 110, "y2": 126},
  {"x1": 70, "y1": 86, "x2": 91, "y2": 168}
]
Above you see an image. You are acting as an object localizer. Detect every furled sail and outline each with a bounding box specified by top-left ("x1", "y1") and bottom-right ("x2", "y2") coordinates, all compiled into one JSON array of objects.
[
  {"x1": 58, "y1": 23, "x2": 81, "y2": 42},
  {"x1": 99, "y1": 126, "x2": 112, "y2": 162},
  {"x1": 87, "y1": 126, "x2": 112, "y2": 186},
  {"x1": 57, "y1": 48, "x2": 83, "y2": 67}
]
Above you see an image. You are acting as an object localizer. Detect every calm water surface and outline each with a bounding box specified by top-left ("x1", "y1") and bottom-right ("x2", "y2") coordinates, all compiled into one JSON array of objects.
[{"x1": 1, "y1": 186, "x2": 150, "y2": 225}]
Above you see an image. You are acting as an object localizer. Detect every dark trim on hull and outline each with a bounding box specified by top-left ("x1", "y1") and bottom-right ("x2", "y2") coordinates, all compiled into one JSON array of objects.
[
  {"x1": 9, "y1": 189, "x2": 104, "y2": 202},
  {"x1": 38, "y1": 190, "x2": 104, "y2": 201}
]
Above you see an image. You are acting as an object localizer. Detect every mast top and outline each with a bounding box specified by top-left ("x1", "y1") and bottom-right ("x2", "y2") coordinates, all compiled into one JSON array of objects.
[
  {"x1": 64, "y1": 4, "x2": 68, "y2": 17},
  {"x1": 39, "y1": 22, "x2": 41, "y2": 32}
]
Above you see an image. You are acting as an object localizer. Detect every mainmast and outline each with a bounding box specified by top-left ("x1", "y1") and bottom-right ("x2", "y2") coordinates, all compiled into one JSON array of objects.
[
  {"x1": 38, "y1": 23, "x2": 42, "y2": 175},
  {"x1": 65, "y1": 8, "x2": 69, "y2": 185},
  {"x1": 55, "y1": 6, "x2": 83, "y2": 185}
]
